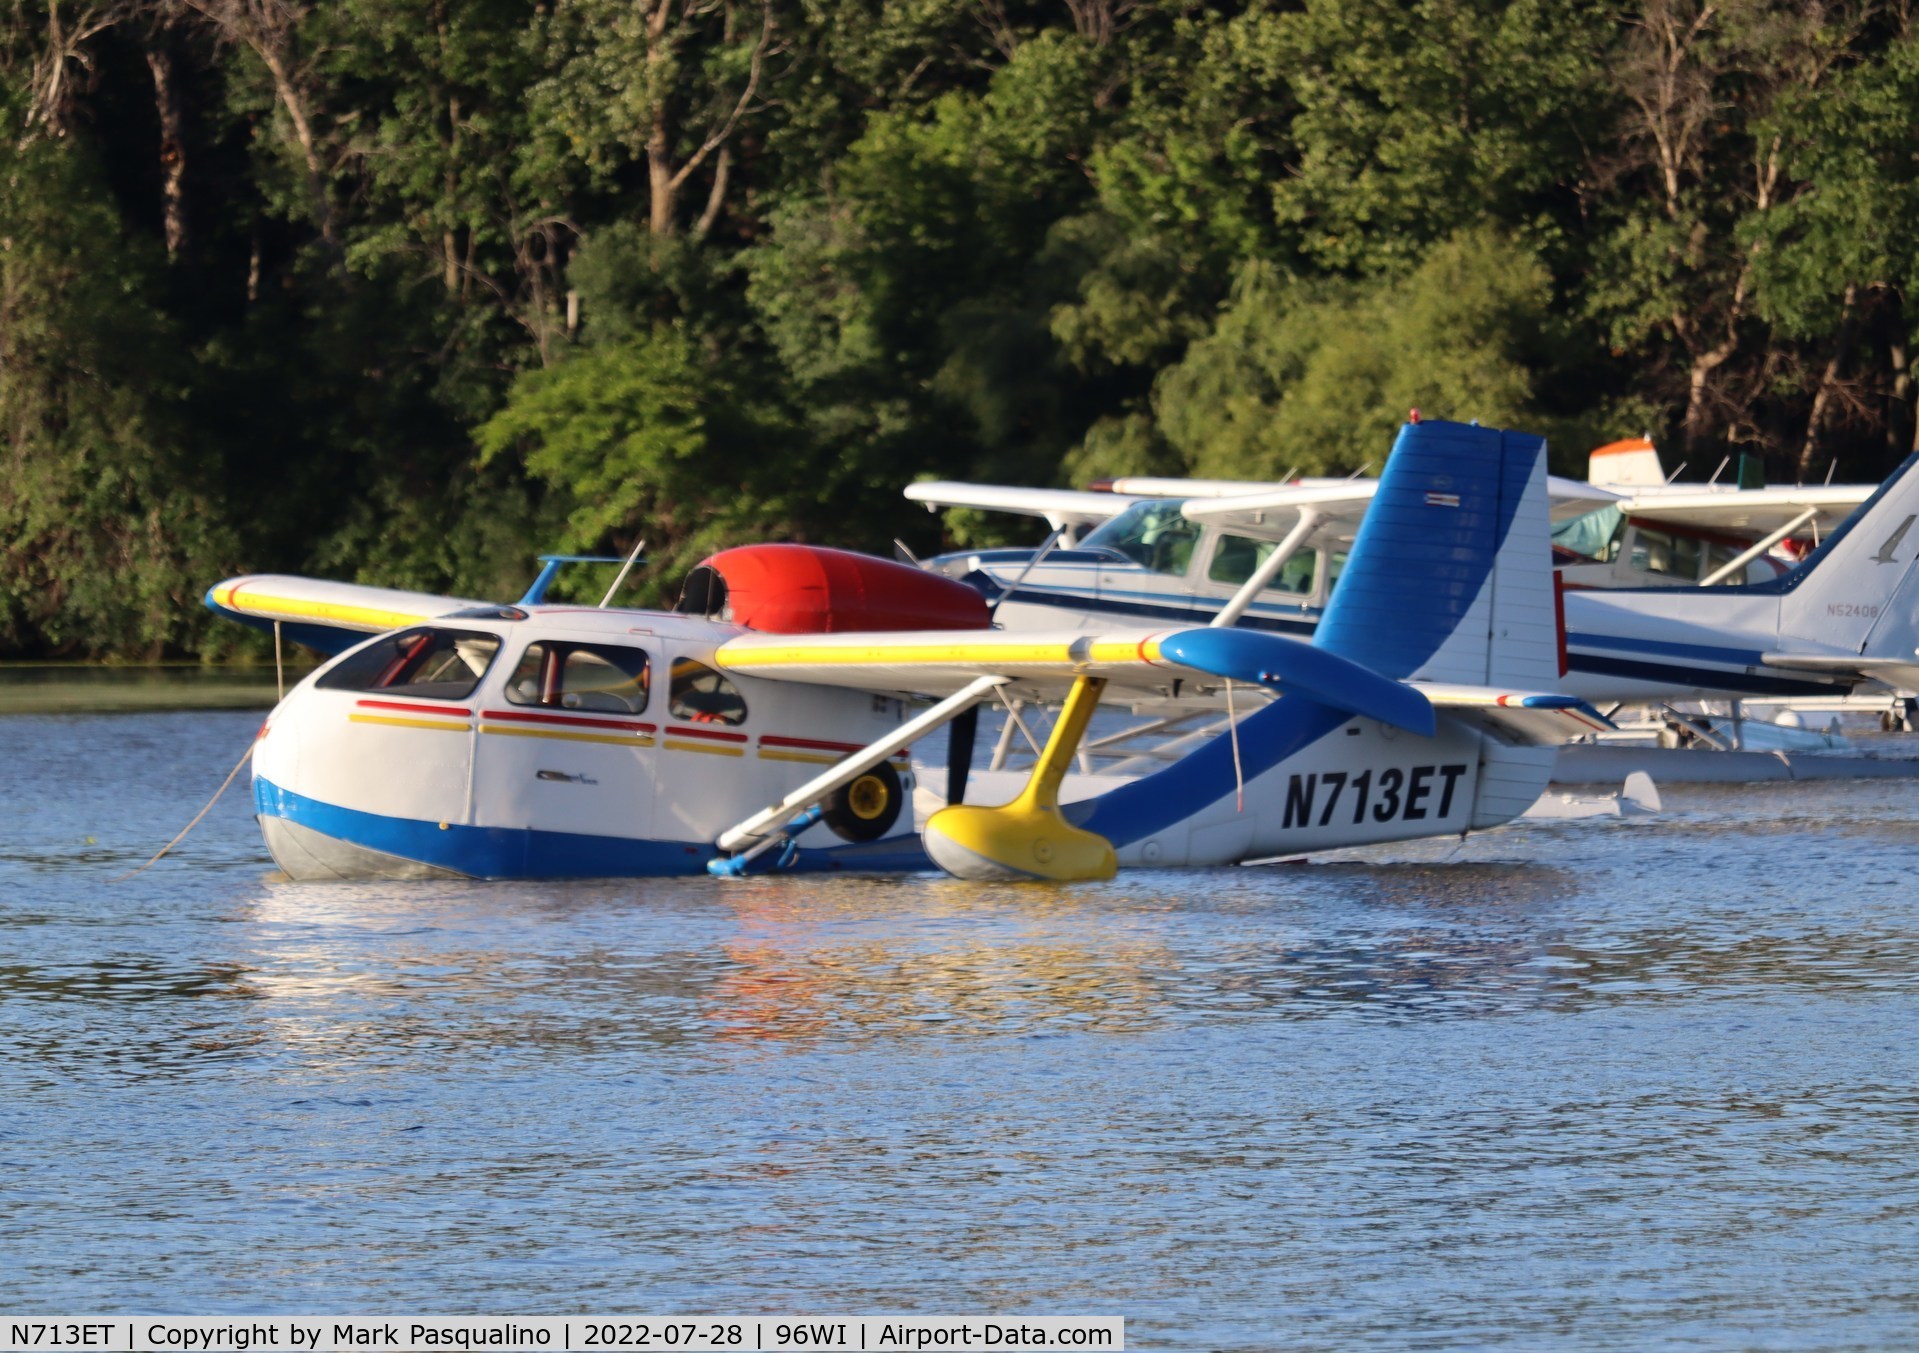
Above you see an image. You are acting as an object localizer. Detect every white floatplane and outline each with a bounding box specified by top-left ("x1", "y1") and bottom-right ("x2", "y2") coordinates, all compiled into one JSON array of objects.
[
  {"x1": 907, "y1": 436, "x2": 1919, "y2": 705},
  {"x1": 917, "y1": 435, "x2": 1873, "y2": 592},
  {"x1": 208, "y1": 419, "x2": 1607, "y2": 883}
]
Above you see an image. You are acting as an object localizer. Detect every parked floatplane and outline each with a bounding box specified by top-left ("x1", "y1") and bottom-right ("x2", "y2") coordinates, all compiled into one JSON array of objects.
[{"x1": 208, "y1": 420, "x2": 1609, "y2": 883}]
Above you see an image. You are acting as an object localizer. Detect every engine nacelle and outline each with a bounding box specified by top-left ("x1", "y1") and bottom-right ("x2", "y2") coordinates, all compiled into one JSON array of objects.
[{"x1": 678, "y1": 544, "x2": 992, "y2": 633}]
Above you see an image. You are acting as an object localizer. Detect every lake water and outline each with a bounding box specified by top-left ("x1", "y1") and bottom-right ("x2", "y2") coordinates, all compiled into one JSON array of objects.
[{"x1": 3, "y1": 708, "x2": 1917, "y2": 1349}]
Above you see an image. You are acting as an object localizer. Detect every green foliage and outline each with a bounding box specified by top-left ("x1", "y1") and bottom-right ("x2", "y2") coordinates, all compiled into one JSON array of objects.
[
  {"x1": 1270, "y1": 0, "x2": 1607, "y2": 274},
  {"x1": 1155, "y1": 229, "x2": 1554, "y2": 477},
  {"x1": 0, "y1": 116, "x2": 235, "y2": 658},
  {"x1": 1749, "y1": 36, "x2": 1919, "y2": 336},
  {"x1": 6, "y1": 0, "x2": 1919, "y2": 656},
  {"x1": 476, "y1": 327, "x2": 799, "y2": 599}
]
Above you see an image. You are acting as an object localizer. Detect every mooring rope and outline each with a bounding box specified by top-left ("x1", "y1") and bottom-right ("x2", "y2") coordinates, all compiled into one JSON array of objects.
[
  {"x1": 1225, "y1": 677, "x2": 1244, "y2": 813},
  {"x1": 108, "y1": 741, "x2": 255, "y2": 882}
]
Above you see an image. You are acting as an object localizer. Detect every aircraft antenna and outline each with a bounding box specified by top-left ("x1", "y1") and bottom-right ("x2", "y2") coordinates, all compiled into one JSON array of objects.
[
  {"x1": 598, "y1": 537, "x2": 648, "y2": 608},
  {"x1": 1826, "y1": 459, "x2": 1838, "y2": 485},
  {"x1": 1665, "y1": 461, "x2": 1688, "y2": 483},
  {"x1": 1709, "y1": 456, "x2": 1730, "y2": 484}
]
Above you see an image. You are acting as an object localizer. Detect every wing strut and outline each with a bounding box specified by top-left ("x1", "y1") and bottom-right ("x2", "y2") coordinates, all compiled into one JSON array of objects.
[
  {"x1": 714, "y1": 675, "x2": 1007, "y2": 855},
  {"x1": 1697, "y1": 507, "x2": 1816, "y2": 586},
  {"x1": 1210, "y1": 508, "x2": 1320, "y2": 628}
]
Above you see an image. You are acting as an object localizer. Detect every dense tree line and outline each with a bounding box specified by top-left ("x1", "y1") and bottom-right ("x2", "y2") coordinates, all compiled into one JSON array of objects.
[{"x1": 6, "y1": 0, "x2": 1919, "y2": 658}]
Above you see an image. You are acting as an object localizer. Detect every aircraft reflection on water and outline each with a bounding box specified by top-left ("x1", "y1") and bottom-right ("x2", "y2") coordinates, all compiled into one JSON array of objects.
[{"x1": 8, "y1": 844, "x2": 1914, "y2": 1085}]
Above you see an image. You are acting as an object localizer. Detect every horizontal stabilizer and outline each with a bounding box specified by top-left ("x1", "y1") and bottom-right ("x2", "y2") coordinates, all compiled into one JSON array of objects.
[
  {"x1": 1154, "y1": 628, "x2": 1435, "y2": 737},
  {"x1": 1412, "y1": 683, "x2": 1614, "y2": 745}
]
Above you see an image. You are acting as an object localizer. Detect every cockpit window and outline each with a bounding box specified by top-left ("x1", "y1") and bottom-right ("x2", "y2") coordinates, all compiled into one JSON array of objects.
[
  {"x1": 317, "y1": 627, "x2": 501, "y2": 700},
  {"x1": 669, "y1": 658, "x2": 748, "y2": 725},
  {"x1": 1208, "y1": 533, "x2": 1317, "y2": 595},
  {"x1": 504, "y1": 642, "x2": 650, "y2": 715},
  {"x1": 1080, "y1": 500, "x2": 1203, "y2": 576}
]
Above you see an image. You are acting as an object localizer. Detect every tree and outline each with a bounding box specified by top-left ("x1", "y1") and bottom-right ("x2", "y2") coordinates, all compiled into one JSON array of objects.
[
  {"x1": 1750, "y1": 33, "x2": 1919, "y2": 470},
  {"x1": 1153, "y1": 228, "x2": 1556, "y2": 477},
  {"x1": 1585, "y1": 0, "x2": 1885, "y2": 464},
  {"x1": 475, "y1": 326, "x2": 802, "y2": 598}
]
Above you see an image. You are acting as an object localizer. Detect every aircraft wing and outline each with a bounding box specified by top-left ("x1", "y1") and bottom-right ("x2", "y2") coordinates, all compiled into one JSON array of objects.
[
  {"x1": 1176, "y1": 482, "x2": 1380, "y2": 543},
  {"x1": 904, "y1": 481, "x2": 1142, "y2": 531},
  {"x1": 1172, "y1": 476, "x2": 1617, "y2": 545},
  {"x1": 1761, "y1": 652, "x2": 1919, "y2": 690},
  {"x1": 716, "y1": 625, "x2": 1434, "y2": 734},
  {"x1": 1102, "y1": 476, "x2": 1292, "y2": 497},
  {"x1": 1622, "y1": 485, "x2": 1875, "y2": 537},
  {"x1": 206, "y1": 574, "x2": 493, "y2": 655},
  {"x1": 717, "y1": 627, "x2": 1609, "y2": 746},
  {"x1": 1545, "y1": 476, "x2": 1627, "y2": 520}
]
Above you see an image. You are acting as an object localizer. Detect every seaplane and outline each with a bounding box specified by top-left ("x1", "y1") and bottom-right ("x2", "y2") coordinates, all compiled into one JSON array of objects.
[
  {"x1": 920, "y1": 436, "x2": 1874, "y2": 592},
  {"x1": 905, "y1": 430, "x2": 1919, "y2": 705},
  {"x1": 206, "y1": 419, "x2": 1612, "y2": 883}
]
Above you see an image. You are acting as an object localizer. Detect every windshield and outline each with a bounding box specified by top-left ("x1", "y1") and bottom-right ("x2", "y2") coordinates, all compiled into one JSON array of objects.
[
  {"x1": 1079, "y1": 500, "x2": 1203, "y2": 576},
  {"x1": 316, "y1": 627, "x2": 501, "y2": 700}
]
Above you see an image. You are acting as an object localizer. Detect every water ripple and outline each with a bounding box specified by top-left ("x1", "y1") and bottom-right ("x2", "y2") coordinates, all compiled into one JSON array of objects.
[{"x1": 1, "y1": 712, "x2": 1917, "y2": 1348}]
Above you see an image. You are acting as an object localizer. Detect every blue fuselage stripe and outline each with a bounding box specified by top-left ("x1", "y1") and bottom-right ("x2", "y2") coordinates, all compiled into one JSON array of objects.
[
  {"x1": 1069, "y1": 699, "x2": 1350, "y2": 846},
  {"x1": 254, "y1": 777, "x2": 930, "y2": 878}
]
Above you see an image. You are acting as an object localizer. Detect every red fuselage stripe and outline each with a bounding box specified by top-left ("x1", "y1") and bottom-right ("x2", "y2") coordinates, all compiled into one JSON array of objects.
[
  {"x1": 667, "y1": 724, "x2": 750, "y2": 742},
  {"x1": 758, "y1": 734, "x2": 864, "y2": 753},
  {"x1": 480, "y1": 708, "x2": 656, "y2": 733}
]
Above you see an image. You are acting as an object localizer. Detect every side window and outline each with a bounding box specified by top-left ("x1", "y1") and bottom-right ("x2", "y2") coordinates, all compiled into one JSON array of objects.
[
  {"x1": 669, "y1": 658, "x2": 748, "y2": 726},
  {"x1": 1208, "y1": 533, "x2": 1316, "y2": 595},
  {"x1": 1704, "y1": 544, "x2": 1784, "y2": 586},
  {"x1": 317, "y1": 627, "x2": 501, "y2": 700},
  {"x1": 1671, "y1": 533, "x2": 1703, "y2": 581},
  {"x1": 1629, "y1": 526, "x2": 1678, "y2": 575},
  {"x1": 1323, "y1": 551, "x2": 1348, "y2": 598},
  {"x1": 1209, "y1": 534, "x2": 1268, "y2": 586},
  {"x1": 504, "y1": 642, "x2": 651, "y2": 715}
]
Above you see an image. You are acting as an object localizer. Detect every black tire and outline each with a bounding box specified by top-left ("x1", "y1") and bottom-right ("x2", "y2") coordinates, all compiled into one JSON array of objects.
[{"x1": 822, "y1": 760, "x2": 903, "y2": 842}]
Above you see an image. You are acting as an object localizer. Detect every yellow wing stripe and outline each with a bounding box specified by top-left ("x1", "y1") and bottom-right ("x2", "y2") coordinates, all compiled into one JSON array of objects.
[
  {"x1": 718, "y1": 637, "x2": 1163, "y2": 669},
  {"x1": 479, "y1": 724, "x2": 656, "y2": 748},
  {"x1": 213, "y1": 585, "x2": 438, "y2": 633},
  {"x1": 348, "y1": 714, "x2": 470, "y2": 733},
  {"x1": 665, "y1": 739, "x2": 746, "y2": 757}
]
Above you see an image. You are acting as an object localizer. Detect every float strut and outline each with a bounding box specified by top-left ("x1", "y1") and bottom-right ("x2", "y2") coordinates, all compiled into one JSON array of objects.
[{"x1": 922, "y1": 675, "x2": 1117, "y2": 882}]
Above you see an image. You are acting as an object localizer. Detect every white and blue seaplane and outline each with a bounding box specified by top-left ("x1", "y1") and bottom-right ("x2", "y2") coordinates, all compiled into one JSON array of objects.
[
  {"x1": 908, "y1": 434, "x2": 1919, "y2": 706},
  {"x1": 206, "y1": 419, "x2": 1609, "y2": 883}
]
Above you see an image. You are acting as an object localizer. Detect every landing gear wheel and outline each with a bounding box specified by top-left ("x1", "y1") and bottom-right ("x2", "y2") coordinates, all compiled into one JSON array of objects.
[{"x1": 823, "y1": 761, "x2": 903, "y2": 842}]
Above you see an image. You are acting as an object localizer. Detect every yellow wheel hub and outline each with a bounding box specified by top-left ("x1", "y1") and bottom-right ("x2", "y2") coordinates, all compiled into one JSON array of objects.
[{"x1": 847, "y1": 774, "x2": 890, "y2": 820}]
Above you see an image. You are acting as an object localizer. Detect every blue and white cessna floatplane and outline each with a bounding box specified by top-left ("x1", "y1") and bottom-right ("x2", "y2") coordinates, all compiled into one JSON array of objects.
[
  {"x1": 207, "y1": 419, "x2": 1608, "y2": 883},
  {"x1": 908, "y1": 444, "x2": 1919, "y2": 706}
]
